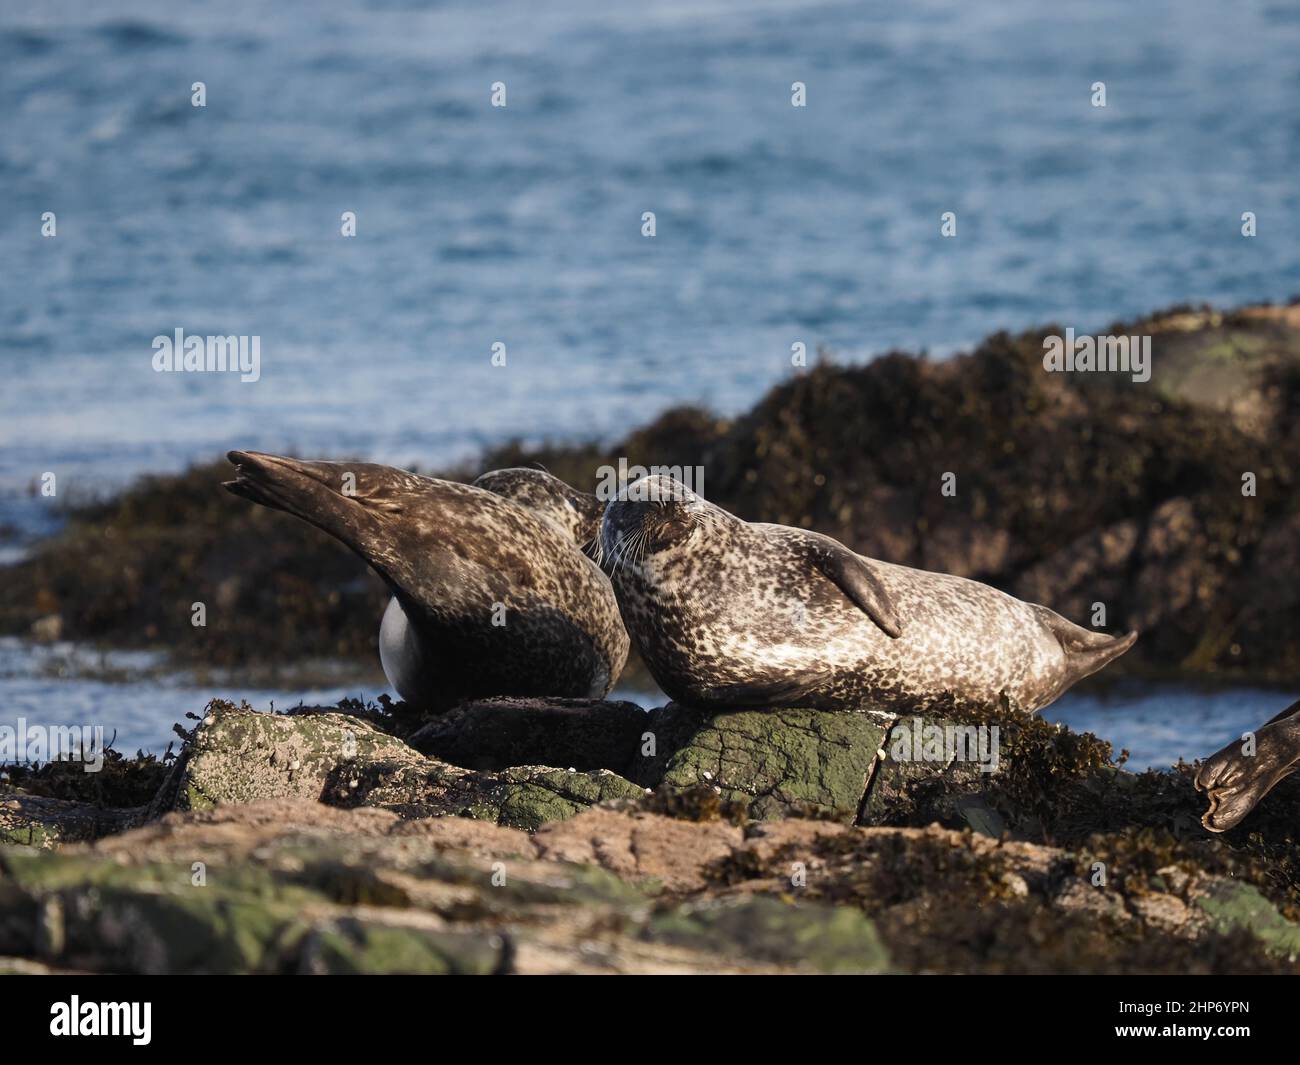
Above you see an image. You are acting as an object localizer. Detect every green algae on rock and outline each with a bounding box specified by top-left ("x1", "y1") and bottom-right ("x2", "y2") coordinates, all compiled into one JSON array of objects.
[
  {"x1": 154, "y1": 700, "x2": 644, "y2": 832},
  {"x1": 1, "y1": 794, "x2": 143, "y2": 849},
  {"x1": 644, "y1": 703, "x2": 890, "y2": 823}
]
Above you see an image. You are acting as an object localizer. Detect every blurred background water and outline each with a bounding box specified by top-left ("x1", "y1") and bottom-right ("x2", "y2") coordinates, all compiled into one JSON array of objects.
[{"x1": 1, "y1": 0, "x2": 1297, "y2": 763}]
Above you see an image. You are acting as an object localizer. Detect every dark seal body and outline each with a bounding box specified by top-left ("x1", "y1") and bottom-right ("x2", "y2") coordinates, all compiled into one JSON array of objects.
[
  {"x1": 225, "y1": 452, "x2": 628, "y2": 708},
  {"x1": 601, "y1": 475, "x2": 1136, "y2": 716}
]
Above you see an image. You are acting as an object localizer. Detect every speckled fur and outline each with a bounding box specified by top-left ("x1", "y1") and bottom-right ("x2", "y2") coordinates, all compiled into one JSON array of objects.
[
  {"x1": 472, "y1": 468, "x2": 604, "y2": 556},
  {"x1": 602, "y1": 475, "x2": 1136, "y2": 716},
  {"x1": 225, "y1": 452, "x2": 628, "y2": 707}
]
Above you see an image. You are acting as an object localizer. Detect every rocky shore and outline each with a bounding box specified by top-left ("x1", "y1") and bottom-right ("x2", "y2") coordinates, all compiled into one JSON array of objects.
[
  {"x1": 3, "y1": 695, "x2": 1299, "y2": 974},
  {"x1": 2, "y1": 302, "x2": 1298, "y2": 684},
  {"x1": 2, "y1": 300, "x2": 1299, "y2": 973}
]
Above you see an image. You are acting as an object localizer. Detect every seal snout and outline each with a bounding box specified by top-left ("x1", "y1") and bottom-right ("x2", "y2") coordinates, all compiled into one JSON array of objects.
[
  {"x1": 226, "y1": 450, "x2": 332, "y2": 486},
  {"x1": 222, "y1": 449, "x2": 367, "y2": 523}
]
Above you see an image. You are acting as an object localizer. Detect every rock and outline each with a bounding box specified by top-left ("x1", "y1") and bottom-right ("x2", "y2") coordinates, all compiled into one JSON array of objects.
[
  {"x1": 644, "y1": 703, "x2": 890, "y2": 822},
  {"x1": 859, "y1": 717, "x2": 1005, "y2": 836},
  {"x1": 295, "y1": 918, "x2": 506, "y2": 975},
  {"x1": 407, "y1": 697, "x2": 649, "y2": 775},
  {"x1": 1195, "y1": 880, "x2": 1300, "y2": 957},
  {"x1": 154, "y1": 702, "x2": 643, "y2": 831},
  {"x1": 533, "y1": 808, "x2": 743, "y2": 893},
  {"x1": 6, "y1": 300, "x2": 1300, "y2": 683},
  {"x1": 29, "y1": 614, "x2": 63, "y2": 642},
  {"x1": 639, "y1": 703, "x2": 1003, "y2": 834},
  {"x1": 0, "y1": 799, "x2": 893, "y2": 974},
  {"x1": 152, "y1": 704, "x2": 421, "y2": 814},
  {"x1": 325, "y1": 757, "x2": 644, "y2": 832},
  {"x1": 645, "y1": 895, "x2": 889, "y2": 974},
  {"x1": 0, "y1": 795, "x2": 142, "y2": 848},
  {"x1": 2, "y1": 799, "x2": 1294, "y2": 974}
]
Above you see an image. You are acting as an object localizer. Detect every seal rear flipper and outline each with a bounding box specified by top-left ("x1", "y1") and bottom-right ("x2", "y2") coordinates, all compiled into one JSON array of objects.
[
  {"x1": 1036, "y1": 607, "x2": 1137, "y2": 684},
  {"x1": 794, "y1": 531, "x2": 902, "y2": 638}
]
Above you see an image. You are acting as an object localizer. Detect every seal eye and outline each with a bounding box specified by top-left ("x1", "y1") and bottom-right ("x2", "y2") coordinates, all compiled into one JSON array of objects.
[{"x1": 649, "y1": 504, "x2": 692, "y2": 544}]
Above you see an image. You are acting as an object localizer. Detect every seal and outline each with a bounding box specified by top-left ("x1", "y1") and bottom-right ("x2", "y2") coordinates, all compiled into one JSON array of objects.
[
  {"x1": 600, "y1": 474, "x2": 1137, "y2": 715},
  {"x1": 1196, "y1": 698, "x2": 1300, "y2": 832},
  {"x1": 471, "y1": 467, "x2": 604, "y2": 556},
  {"x1": 224, "y1": 451, "x2": 628, "y2": 707}
]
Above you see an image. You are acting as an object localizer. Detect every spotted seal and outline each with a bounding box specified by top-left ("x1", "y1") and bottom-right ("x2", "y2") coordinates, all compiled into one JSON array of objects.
[
  {"x1": 600, "y1": 474, "x2": 1137, "y2": 715},
  {"x1": 1196, "y1": 698, "x2": 1300, "y2": 832},
  {"x1": 224, "y1": 451, "x2": 628, "y2": 707}
]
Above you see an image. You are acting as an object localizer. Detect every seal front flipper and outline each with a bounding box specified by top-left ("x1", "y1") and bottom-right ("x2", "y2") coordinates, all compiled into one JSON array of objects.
[
  {"x1": 793, "y1": 530, "x2": 902, "y2": 638},
  {"x1": 1196, "y1": 699, "x2": 1300, "y2": 832}
]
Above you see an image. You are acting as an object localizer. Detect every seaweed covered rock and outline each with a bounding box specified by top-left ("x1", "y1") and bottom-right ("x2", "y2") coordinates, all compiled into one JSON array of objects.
[
  {"x1": 704, "y1": 818, "x2": 1300, "y2": 974},
  {"x1": 643, "y1": 704, "x2": 889, "y2": 822},
  {"x1": 4, "y1": 302, "x2": 1297, "y2": 683},
  {"x1": 153, "y1": 701, "x2": 644, "y2": 832},
  {"x1": 0, "y1": 795, "x2": 142, "y2": 849}
]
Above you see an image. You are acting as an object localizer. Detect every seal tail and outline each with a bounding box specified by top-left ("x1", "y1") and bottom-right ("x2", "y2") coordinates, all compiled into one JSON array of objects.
[{"x1": 1037, "y1": 607, "x2": 1138, "y2": 685}]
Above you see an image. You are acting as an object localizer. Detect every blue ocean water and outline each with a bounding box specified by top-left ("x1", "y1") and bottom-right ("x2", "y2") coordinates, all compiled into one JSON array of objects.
[
  {"x1": 2, "y1": 0, "x2": 1299, "y2": 508},
  {"x1": 2, "y1": 0, "x2": 1299, "y2": 766}
]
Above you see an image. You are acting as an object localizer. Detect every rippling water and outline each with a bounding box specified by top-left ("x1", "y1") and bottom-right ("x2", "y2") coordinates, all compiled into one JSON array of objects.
[{"x1": 3, "y1": 0, "x2": 1300, "y2": 512}]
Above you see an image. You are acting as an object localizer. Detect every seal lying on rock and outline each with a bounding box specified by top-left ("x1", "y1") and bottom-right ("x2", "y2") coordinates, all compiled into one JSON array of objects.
[
  {"x1": 472, "y1": 468, "x2": 605, "y2": 557},
  {"x1": 224, "y1": 452, "x2": 628, "y2": 707},
  {"x1": 1196, "y1": 699, "x2": 1300, "y2": 832},
  {"x1": 600, "y1": 474, "x2": 1136, "y2": 715}
]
